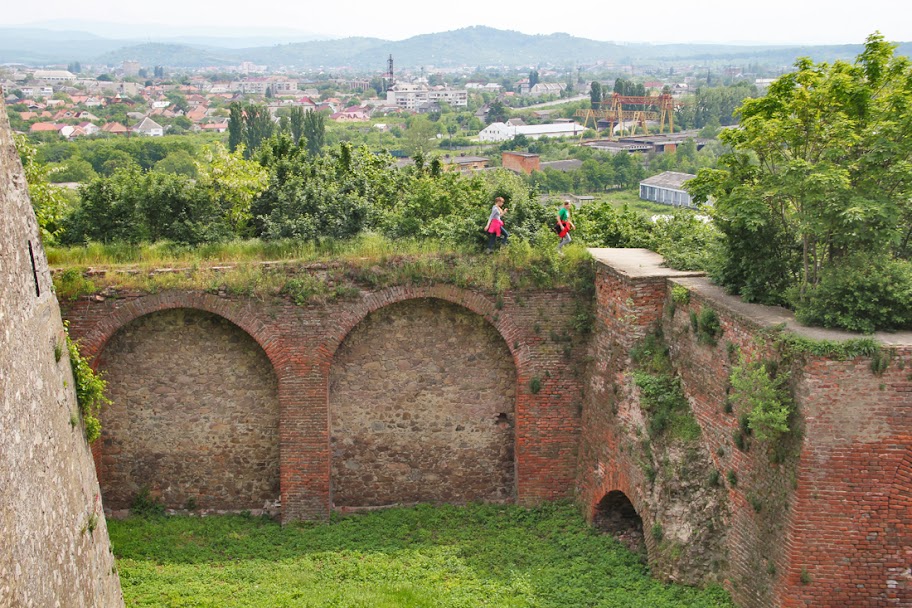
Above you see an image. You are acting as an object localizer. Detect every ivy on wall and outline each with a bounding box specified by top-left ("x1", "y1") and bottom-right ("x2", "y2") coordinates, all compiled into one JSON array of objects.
[{"x1": 64, "y1": 322, "x2": 108, "y2": 443}]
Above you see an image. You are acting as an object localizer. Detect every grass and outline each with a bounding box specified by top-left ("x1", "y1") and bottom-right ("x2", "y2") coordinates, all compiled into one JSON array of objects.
[
  {"x1": 109, "y1": 502, "x2": 733, "y2": 608},
  {"x1": 49, "y1": 234, "x2": 596, "y2": 302},
  {"x1": 601, "y1": 190, "x2": 687, "y2": 216}
]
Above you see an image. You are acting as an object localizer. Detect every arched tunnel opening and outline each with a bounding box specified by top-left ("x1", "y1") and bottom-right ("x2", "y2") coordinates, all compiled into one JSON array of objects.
[{"x1": 593, "y1": 490, "x2": 645, "y2": 554}]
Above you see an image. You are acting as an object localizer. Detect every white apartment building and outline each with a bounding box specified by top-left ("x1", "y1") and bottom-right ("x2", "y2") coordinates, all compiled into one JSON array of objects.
[{"x1": 386, "y1": 83, "x2": 468, "y2": 110}]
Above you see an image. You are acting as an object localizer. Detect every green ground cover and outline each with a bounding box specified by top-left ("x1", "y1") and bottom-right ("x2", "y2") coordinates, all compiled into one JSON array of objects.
[
  {"x1": 109, "y1": 503, "x2": 733, "y2": 608},
  {"x1": 600, "y1": 190, "x2": 681, "y2": 216}
]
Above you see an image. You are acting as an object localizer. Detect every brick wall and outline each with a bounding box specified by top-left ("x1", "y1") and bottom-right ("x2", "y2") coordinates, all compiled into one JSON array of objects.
[
  {"x1": 501, "y1": 151, "x2": 540, "y2": 175},
  {"x1": 62, "y1": 284, "x2": 585, "y2": 522},
  {"x1": 578, "y1": 249, "x2": 912, "y2": 608}
]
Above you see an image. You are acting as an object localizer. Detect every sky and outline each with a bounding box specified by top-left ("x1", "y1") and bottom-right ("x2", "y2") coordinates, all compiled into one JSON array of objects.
[{"x1": 3, "y1": 0, "x2": 911, "y2": 45}]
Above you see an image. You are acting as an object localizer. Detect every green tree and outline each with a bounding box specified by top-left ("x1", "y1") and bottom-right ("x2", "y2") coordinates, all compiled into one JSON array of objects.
[
  {"x1": 590, "y1": 81, "x2": 602, "y2": 109},
  {"x1": 228, "y1": 102, "x2": 244, "y2": 153},
  {"x1": 154, "y1": 150, "x2": 199, "y2": 178},
  {"x1": 402, "y1": 115, "x2": 439, "y2": 157},
  {"x1": 196, "y1": 143, "x2": 268, "y2": 236},
  {"x1": 242, "y1": 104, "x2": 275, "y2": 159},
  {"x1": 486, "y1": 99, "x2": 509, "y2": 124},
  {"x1": 688, "y1": 33, "x2": 912, "y2": 328},
  {"x1": 165, "y1": 91, "x2": 189, "y2": 113},
  {"x1": 15, "y1": 135, "x2": 68, "y2": 243},
  {"x1": 302, "y1": 110, "x2": 326, "y2": 156},
  {"x1": 289, "y1": 106, "x2": 306, "y2": 145}
]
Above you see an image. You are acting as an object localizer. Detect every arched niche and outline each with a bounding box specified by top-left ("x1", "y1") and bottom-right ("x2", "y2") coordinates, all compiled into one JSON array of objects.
[
  {"x1": 329, "y1": 298, "x2": 516, "y2": 508},
  {"x1": 95, "y1": 308, "x2": 280, "y2": 512},
  {"x1": 594, "y1": 490, "x2": 645, "y2": 554}
]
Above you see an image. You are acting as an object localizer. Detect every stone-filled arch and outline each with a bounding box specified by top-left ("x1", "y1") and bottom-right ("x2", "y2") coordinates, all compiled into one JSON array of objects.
[
  {"x1": 329, "y1": 297, "x2": 517, "y2": 507},
  {"x1": 90, "y1": 303, "x2": 281, "y2": 513}
]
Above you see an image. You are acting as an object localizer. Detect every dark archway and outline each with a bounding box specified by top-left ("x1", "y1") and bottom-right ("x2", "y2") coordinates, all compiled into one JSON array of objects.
[
  {"x1": 96, "y1": 308, "x2": 280, "y2": 512},
  {"x1": 329, "y1": 298, "x2": 516, "y2": 508},
  {"x1": 594, "y1": 490, "x2": 645, "y2": 554}
]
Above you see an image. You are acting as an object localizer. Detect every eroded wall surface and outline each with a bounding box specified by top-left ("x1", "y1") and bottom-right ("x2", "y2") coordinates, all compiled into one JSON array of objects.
[{"x1": 0, "y1": 109, "x2": 123, "y2": 606}]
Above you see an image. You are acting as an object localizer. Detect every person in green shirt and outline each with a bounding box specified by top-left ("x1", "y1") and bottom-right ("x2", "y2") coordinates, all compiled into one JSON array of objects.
[{"x1": 556, "y1": 200, "x2": 575, "y2": 252}]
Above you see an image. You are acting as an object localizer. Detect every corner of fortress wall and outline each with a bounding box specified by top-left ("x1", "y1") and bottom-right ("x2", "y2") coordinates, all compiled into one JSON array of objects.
[
  {"x1": 583, "y1": 247, "x2": 912, "y2": 608},
  {"x1": 0, "y1": 107, "x2": 124, "y2": 606}
]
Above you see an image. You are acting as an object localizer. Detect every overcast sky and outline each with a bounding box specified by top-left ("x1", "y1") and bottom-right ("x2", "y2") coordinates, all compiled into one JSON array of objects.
[{"x1": 3, "y1": 0, "x2": 910, "y2": 45}]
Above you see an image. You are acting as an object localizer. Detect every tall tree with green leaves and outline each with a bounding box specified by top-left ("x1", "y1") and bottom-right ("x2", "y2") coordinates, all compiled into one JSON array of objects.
[
  {"x1": 242, "y1": 104, "x2": 275, "y2": 159},
  {"x1": 302, "y1": 110, "x2": 325, "y2": 156},
  {"x1": 590, "y1": 81, "x2": 602, "y2": 109},
  {"x1": 228, "y1": 102, "x2": 244, "y2": 153},
  {"x1": 289, "y1": 106, "x2": 306, "y2": 145}
]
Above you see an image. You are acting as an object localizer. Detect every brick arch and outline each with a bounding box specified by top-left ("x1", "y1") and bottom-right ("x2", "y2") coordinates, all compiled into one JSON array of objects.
[
  {"x1": 323, "y1": 285, "x2": 529, "y2": 508},
  {"x1": 72, "y1": 293, "x2": 291, "y2": 515},
  {"x1": 321, "y1": 285, "x2": 526, "y2": 371},
  {"x1": 587, "y1": 470, "x2": 646, "y2": 524},
  {"x1": 886, "y1": 444, "x2": 912, "y2": 603},
  {"x1": 76, "y1": 293, "x2": 282, "y2": 375}
]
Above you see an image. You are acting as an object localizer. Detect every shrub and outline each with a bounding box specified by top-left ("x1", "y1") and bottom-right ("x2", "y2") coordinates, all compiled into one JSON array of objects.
[
  {"x1": 131, "y1": 487, "x2": 165, "y2": 517},
  {"x1": 794, "y1": 256, "x2": 912, "y2": 333},
  {"x1": 54, "y1": 268, "x2": 95, "y2": 300},
  {"x1": 696, "y1": 307, "x2": 722, "y2": 345},
  {"x1": 730, "y1": 356, "x2": 791, "y2": 442},
  {"x1": 670, "y1": 284, "x2": 690, "y2": 305}
]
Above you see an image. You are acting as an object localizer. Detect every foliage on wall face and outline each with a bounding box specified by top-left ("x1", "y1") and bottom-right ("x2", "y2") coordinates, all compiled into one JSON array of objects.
[{"x1": 65, "y1": 321, "x2": 108, "y2": 443}]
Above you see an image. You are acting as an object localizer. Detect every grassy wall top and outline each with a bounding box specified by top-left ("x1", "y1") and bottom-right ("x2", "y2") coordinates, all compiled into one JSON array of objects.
[{"x1": 51, "y1": 235, "x2": 595, "y2": 305}]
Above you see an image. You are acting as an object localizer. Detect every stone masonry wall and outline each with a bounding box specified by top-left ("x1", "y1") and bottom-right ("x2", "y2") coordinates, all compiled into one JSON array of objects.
[
  {"x1": 0, "y1": 108, "x2": 123, "y2": 606},
  {"x1": 96, "y1": 308, "x2": 280, "y2": 512},
  {"x1": 330, "y1": 299, "x2": 515, "y2": 507}
]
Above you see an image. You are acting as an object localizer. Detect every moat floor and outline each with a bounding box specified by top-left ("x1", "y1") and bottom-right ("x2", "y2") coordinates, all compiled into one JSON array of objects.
[{"x1": 108, "y1": 503, "x2": 733, "y2": 607}]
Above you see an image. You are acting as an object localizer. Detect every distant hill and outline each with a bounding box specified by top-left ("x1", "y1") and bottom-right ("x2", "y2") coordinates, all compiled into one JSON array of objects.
[
  {"x1": 1, "y1": 25, "x2": 909, "y2": 70},
  {"x1": 0, "y1": 28, "x2": 126, "y2": 63},
  {"x1": 93, "y1": 43, "x2": 236, "y2": 68}
]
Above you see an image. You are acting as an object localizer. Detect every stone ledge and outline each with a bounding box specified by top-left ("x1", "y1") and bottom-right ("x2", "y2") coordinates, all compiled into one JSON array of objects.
[
  {"x1": 672, "y1": 276, "x2": 912, "y2": 347},
  {"x1": 588, "y1": 248, "x2": 705, "y2": 280}
]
